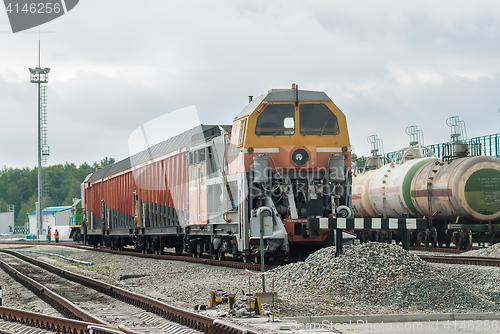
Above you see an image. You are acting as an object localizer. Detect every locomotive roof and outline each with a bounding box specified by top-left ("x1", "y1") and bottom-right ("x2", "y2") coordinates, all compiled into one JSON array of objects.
[
  {"x1": 235, "y1": 88, "x2": 331, "y2": 119},
  {"x1": 88, "y1": 124, "x2": 229, "y2": 182}
]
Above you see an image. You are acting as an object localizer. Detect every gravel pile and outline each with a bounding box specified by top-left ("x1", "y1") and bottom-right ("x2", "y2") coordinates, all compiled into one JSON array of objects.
[
  {"x1": 464, "y1": 243, "x2": 500, "y2": 257},
  {"x1": 274, "y1": 242, "x2": 499, "y2": 313}
]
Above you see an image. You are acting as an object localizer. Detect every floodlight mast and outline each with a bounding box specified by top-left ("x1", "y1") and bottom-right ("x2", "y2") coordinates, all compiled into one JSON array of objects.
[{"x1": 29, "y1": 40, "x2": 49, "y2": 240}]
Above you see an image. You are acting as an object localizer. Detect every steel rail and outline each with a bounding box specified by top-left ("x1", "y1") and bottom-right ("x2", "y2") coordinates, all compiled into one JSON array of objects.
[
  {"x1": 70, "y1": 245, "x2": 279, "y2": 271},
  {"x1": 0, "y1": 306, "x2": 116, "y2": 334},
  {"x1": 418, "y1": 254, "x2": 500, "y2": 267},
  {"x1": 0, "y1": 249, "x2": 260, "y2": 334}
]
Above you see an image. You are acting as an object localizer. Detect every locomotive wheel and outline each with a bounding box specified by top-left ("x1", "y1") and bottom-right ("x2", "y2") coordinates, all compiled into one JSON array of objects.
[{"x1": 73, "y1": 230, "x2": 81, "y2": 242}]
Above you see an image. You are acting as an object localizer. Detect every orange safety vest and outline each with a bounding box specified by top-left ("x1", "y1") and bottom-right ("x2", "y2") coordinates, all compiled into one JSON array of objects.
[
  {"x1": 47, "y1": 229, "x2": 51, "y2": 237},
  {"x1": 55, "y1": 231, "x2": 59, "y2": 239}
]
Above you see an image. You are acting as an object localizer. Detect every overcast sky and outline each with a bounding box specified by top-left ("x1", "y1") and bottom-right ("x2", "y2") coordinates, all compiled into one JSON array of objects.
[{"x1": 1, "y1": 1, "x2": 499, "y2": 169}]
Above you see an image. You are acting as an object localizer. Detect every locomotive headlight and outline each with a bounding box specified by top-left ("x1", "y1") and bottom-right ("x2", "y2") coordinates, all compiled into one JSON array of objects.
[{"x1": 292, "y1": 148, "x2": 309, "y2": 166}]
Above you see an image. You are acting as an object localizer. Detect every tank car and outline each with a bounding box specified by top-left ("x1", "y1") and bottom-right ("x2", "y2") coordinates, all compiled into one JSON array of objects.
[
  {"x1": 411, "y1": 145, "x2": 500, "y2": 248},
  {"x1": 82, "y1": 85, "x2": 353, "y2": 260},
  {"x1": 353, "y1": 143, "x2": 500, "y2": 248}
]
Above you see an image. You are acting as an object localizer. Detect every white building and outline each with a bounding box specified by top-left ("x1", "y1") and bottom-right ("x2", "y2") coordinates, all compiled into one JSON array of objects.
[
  {"x1": 27, "y1": 206, "x2": 72, "y2": 241},
  {"x1": 0, "y1": 212, "x2": 15, "y2": 235}
]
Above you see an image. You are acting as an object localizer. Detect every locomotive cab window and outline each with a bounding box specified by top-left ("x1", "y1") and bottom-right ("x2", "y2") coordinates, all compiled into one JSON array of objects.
[
  {"x1": 255, "y1": 104, "x2": 295, "y2": 136},
  {"x1": 299, "y1": 103, "x2": 339, "y2": 135}
]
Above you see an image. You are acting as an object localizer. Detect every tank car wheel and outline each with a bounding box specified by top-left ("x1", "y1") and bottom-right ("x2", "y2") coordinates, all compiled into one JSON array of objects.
[
  {"x1": 416, "y1": 231, "x2": 425, "y2": 247},
  {"x1": 430, "y1": 227, "x2": 438, "y2": 248},
  {"x1": 409, "y1": 231, "x2": 418, "y2": 247},
  {"x1": 492, "y1": 234, "x2": 499, "y2": 245},
  {"x1": 457, "y1": 231, "x2": 472, "y2": 250},
  {"x1": 466, "y1": 231, "x2": 473, "y2": 250}
]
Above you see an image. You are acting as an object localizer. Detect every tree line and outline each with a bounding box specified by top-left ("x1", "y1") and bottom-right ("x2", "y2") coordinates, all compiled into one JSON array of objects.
[{"x1": 0, "y1": 157, "x2": 115, "y2": 226}]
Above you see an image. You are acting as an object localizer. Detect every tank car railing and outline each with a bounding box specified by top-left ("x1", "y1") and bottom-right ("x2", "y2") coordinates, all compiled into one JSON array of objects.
[{"x1": 388, "y1": 132, "x2": 500, "y2": 160}]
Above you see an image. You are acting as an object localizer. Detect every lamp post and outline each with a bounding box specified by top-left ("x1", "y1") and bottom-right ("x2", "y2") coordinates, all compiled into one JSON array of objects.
[{"x1": 28, "y1": 42, "x2": 50, "y2": 240}]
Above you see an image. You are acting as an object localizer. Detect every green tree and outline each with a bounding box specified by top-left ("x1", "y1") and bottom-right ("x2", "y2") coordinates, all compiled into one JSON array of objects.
[
  {"x1": 16, "y1": 193, "x2": 37, "y2": 225},
  {"x1": 0, "y1": 158, "x2": 114, "y2": 226}
]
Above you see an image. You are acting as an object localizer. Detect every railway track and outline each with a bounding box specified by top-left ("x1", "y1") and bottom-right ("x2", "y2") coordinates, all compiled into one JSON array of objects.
[
  {"x1": 0, "y1": 306, "x2": 118, "y2": 334},
  {"x1": 62, "y1": 242, "x2": 500, "y2": 269},
  {"x1": 0, "y1": 249, "x2": 259, "y2": 334},
  {"x1": 3, "y1": 240, "x2": 499, "y2": 271},
  {"x1": 417, "y1": 254, "x2": 500, "y2": 267},
  {"x1": 0, "y1": 241, "x2": 279, "y2": 271},
  {"x1": 409, "y1": 246, "x2": 467, "y2": 254}
]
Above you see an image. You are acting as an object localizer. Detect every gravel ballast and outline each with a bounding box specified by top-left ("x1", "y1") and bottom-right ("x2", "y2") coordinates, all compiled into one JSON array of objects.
[
  {"x1": 0, "y1": 242, "x2": 499, "y2": 319},
  {"x1": 464, "y1": 242, "x2": 500, "y2": 257}
]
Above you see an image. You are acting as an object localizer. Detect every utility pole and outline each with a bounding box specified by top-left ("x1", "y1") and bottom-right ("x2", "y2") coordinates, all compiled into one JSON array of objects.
[{"x1": 29, "y1": 41, "x2": 50, "y2": 240}]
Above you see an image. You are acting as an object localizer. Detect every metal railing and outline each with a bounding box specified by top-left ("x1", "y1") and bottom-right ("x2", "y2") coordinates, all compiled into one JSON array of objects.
[{"x1": 386, "y1": 133, "x2": 500, "y2": 161}]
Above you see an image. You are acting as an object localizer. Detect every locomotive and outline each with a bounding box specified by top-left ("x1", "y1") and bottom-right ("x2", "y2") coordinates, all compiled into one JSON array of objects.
[
  {"x1": 352, "y1": 144, "x2": 500, "y2": 249},
  {"x1": 81, "y1": 85, "x2": 356, "y2": 260}
]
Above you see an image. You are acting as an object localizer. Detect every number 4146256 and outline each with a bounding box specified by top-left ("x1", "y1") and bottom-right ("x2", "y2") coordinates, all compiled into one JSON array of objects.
[{"x1": 5, "y1": 2, "x2": 61, "y2": 14}]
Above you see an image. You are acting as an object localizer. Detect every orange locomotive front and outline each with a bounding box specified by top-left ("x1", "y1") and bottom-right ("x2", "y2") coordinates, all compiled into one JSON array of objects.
[{"x1": 221, "y1": 84, "x2": 352, "y2": 259}]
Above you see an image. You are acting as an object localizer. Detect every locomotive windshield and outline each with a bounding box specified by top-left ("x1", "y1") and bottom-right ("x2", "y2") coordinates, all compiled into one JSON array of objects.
[
  {"x1": 255, "y1": 104, "x2": 295, "y2": 136},
  {"x1": 299, "y1": 103, "x2": 339, "y2": 135}
]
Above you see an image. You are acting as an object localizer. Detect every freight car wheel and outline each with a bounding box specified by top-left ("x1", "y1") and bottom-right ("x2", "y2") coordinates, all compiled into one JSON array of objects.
[
  {"x1": 216, "y1": 250, "x2": 225, "y2": 261},
  {"x1": 196, "y1": 244, "x2": 203, "y2": 258},
  {"x1": 175, "y1": 245, "x2": 183, "y2": 255}
]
